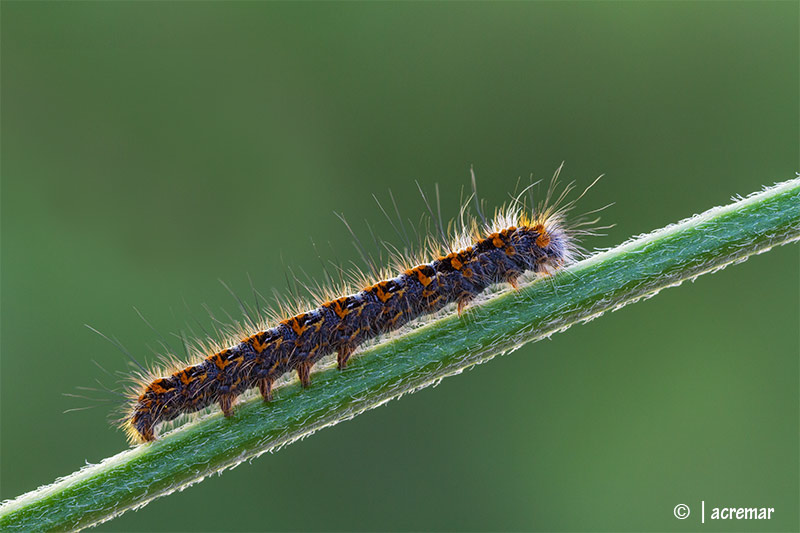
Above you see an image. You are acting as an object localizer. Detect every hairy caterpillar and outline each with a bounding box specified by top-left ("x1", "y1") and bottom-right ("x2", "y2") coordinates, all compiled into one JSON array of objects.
[{"x1": 123, "y1": 169, "x2": 598, "y2": 443}]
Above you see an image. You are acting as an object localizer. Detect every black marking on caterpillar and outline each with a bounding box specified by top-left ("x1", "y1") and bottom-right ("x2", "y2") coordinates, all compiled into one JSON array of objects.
[{"x1": 122, "y1": 168, "x2": 601, "y2": 443}]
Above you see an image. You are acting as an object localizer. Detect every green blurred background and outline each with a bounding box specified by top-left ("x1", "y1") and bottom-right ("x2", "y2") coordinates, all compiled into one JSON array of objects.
[{"x1": 2, "y1": 2, "x2": 798, "y2": 531}]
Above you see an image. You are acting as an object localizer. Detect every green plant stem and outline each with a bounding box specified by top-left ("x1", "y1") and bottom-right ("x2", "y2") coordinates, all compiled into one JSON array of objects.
[{"x1": 2, "y1": 178, "x2": 799, "y2": 532}]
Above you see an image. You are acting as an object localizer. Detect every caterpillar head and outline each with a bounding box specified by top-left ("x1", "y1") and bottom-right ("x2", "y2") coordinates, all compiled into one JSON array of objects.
[{"x1": 519, "y1": 220, "x2": 574, "y2": 276}]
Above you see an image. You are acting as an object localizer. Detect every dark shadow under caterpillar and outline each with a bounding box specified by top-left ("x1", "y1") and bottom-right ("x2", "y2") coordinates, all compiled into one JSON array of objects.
[{"x1": 127, "y1": 220, "x2": 570, "y2": 443}]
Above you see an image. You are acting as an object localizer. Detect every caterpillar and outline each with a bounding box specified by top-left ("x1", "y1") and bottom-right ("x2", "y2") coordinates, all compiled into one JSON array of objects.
[{"x1": 123, "y1": 169, "x2": 597, "y2": 443}]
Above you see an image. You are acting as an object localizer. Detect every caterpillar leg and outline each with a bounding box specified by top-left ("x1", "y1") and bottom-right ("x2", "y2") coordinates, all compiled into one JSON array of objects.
[
  {"x1": 506, "y1": 273, "x2": 521, "y2": 289},
  {"x1": 129, "y1": 409, "x2": 157, "y2": 443},
  {"x1": 132, "y1": 420, "x2": 155, "y2": 443},
  {"x1": 337, "y1": 346, "x2": 354, "y2": 370},
  {"x1": 140, "y1": 427, "x2": 155, "y2": 442},
  {"x1": 258, "y1": 377, "x2": 273, "y2": 402},
  {"x1": 218, "y1": 393, "x2": 237, "y2": 417},
  {"x1": 457, "y1": 295, "x2": 474, "y2": 315},
  {"x1": 297, "y1": 361, "x2": 312, "y2": 388}
]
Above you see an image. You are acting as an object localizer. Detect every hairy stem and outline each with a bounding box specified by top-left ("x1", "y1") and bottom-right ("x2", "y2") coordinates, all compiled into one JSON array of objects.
[{"x1": 2, "y1": 178, "x2": 798, "y2": 532}]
